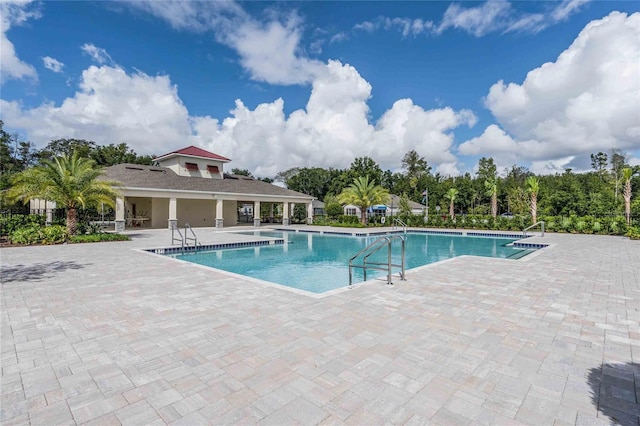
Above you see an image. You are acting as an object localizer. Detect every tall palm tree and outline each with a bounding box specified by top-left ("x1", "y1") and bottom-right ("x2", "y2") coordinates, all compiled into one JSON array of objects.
[
  {"x1": 337, "y1": 176, "x2": 389, "y2": 225},
  {"x1": 444, "y1": 188, "x2": 458, "y2": 219},
  {"x1": 621, "y1": 167, "x2": 633, "y2": 225},
  {"x1": 526, "y1": 176, "x2": 540, "y2": 224},
  {"x1": 7, "y1": 152, "x2": 121, "y2": 235},
  {"x1": 485, "y1": 178, "x2": 498, "y2": 219}
]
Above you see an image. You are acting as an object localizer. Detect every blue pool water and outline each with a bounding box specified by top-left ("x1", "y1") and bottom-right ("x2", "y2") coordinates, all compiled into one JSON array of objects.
[{"x1": 170, "y1": 231, "x2": 534, "y2": 294}]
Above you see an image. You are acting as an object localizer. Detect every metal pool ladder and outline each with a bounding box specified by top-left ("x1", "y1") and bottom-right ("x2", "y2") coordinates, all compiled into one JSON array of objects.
[
  {"x1": 171, "y1": 223, "x2": 200, "y2": 250},
  {"x1": 349, "y1": 235, "x2": 406, "y2": 286}
]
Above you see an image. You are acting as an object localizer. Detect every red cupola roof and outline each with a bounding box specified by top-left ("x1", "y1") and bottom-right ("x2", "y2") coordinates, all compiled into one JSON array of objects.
[{"x1": 155, "y1": 145, "x2": 231, "y2": 162}]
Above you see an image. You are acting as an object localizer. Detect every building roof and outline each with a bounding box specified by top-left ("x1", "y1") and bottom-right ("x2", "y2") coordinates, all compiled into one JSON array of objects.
[
  {"x1": 102, "y1": 164, "x2": 313, "y2": 199},
  {"x1": 388, "y1": 194, "x2": 425, "y2": 210},
  {"x1": 154, "y1": 145, "x2": 231, "y2": 163}
]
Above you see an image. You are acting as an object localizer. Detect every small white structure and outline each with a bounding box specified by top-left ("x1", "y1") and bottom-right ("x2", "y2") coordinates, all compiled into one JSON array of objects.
[{"x1": 343, "y1": 194, "x2": 425, "y2": 219}]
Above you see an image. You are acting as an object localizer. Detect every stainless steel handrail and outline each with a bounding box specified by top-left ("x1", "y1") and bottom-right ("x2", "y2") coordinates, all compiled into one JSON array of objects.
[
  {"x1": 523, "y1": 221, "x2": 545, "y2": 237},
  {"x1": 349, "y1": 235, "x2": 406, "y2": 286},
  {"x1": 184, "y1": 223, "x2": 199, "y2": 247},
  {"x1": 393, "y1": 218, "x2": 408, "y2": 233},
  {"x1": 171, "y1": 223, "x2": 184, "y2": 249}
]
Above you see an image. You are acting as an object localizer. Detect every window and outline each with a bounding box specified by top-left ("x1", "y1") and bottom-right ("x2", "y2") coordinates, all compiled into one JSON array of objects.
[
  {"x1": 346, "y1": 208, "x2": 357, "y2": 216},
  {"x1": 207, "y1": 165, "x2": 220, "y2": 173},
  {"x1": 185, "y1": 162, "x2": 199, "y2": 171}
]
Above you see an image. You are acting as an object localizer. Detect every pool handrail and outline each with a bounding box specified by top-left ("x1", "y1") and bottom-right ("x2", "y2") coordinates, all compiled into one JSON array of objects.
[
  {"x1": 184, "y1": 222, "x2": 200, "y2": 248},
  {"x1": 523, "y1": 221, "x2": 545, "y2": 237},
  {"x1": 393, "y1": 217, "x2": 408, "y2": 233},
  {"x1": 349, "y1": 234, "x2": 406, "y2": 286},
  {"x1": 171, "y1": 223, "x2": 184, "y2": 249}
]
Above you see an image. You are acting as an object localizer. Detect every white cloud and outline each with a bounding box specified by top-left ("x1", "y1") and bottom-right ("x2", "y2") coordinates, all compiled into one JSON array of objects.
[
  {"x1": 474, "y1": 11, "x2": 640, "y2": 167},
  {"x1": 329, "y1": 32, "x2": 348, "y2": 44},
  {"x1": 42, "y1": 56, "x2": 64, "y2": 73},
  {"x1": 2, "y1": 59, "x2": 475, "y2": 177},
  {"x1": 354, "y1": 17, "x2": 436, "y2": 37},
  {"x1": 437, "y1": 1, "x2": 512, "y2": 37},
  {"x1": 0, "y1": 0, "x2": 39, "y2": 83},
  {"x1": 1, "y1": 64, "x2": 192, "y2": 155},
  {"x1": 124, "y1": 1, "x2": 324, "y2": 85},
  {"x1": 356, "y1": 0, "x2": 591, "y2": 38},
  {"x1": 222, "y1": 15, "x2": 325, "y2": 85},
  {"x1": 81, "y1": 43, "x2": 114, "y2": 65}
]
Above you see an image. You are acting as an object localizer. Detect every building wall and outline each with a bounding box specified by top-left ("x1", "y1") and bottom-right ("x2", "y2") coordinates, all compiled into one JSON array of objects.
[
  {"x1": 223, "y1": 201, "x2": 237, "y2": 227},
  {"x1": 157, "y1": 156, "x2": 224, "y2": 179},
  {"x1": 177, "y1": 199, "x2": 215, "y2": 228},
  {"x1": 151, "y1": 198, "x2": 169, "y2": 228}
]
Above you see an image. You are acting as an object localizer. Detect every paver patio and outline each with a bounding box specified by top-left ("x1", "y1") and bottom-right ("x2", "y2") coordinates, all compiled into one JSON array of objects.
[{"x1": 1, "y1": 227, "x2": 639, "y2": 425}]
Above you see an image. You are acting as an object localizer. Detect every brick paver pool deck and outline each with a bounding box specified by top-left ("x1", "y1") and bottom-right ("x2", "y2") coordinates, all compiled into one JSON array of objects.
[{"x1": 1, "y1": 227, "x2": 638, "y2": 425}]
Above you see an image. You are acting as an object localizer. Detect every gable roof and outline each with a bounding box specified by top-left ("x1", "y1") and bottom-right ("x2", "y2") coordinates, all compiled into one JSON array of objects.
[
  {"x1": 154, "y1": 145, "x2": 231, "y2": 162},
  {"x1": 102, "y1": 163, "x2": 313, "y2": 199},
  {"x1": 388, "y1": 194, "x2": 425, "y2": 210}
]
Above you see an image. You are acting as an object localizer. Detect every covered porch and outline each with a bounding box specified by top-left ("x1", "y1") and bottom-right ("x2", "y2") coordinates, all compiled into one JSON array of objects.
[{"x1": 113, "y1": 190, "x2": 314, "y2": 232}]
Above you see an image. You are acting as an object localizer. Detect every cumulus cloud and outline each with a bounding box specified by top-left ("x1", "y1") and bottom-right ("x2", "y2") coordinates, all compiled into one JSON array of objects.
[
  {"x1": 0, "y1": 0, "x2": 40, "y2": 83},
  {"x1": 1, "y1": 64, "x2": 192, "y2": 155},
  {"x1": 42, "y1": 56, "x2": 64, "y2": 73},
  {"x1": 460, "y1": 11, "x2": 640, "y2": 173},
  {"x1": 2, "y1": 59, "x2": 475, "y2": 177},
  {"x1": 81, "y1": 43, "x2": 114, "y2": 65}
]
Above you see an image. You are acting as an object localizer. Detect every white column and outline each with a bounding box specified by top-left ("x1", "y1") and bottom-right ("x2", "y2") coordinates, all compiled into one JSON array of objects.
[
  {"x1": 282, "y1": 202, "x2": 290, "y2": 226},
  {"x1": 168, "y1": 197, "x2": 177, "y2": 229},
  {"x1": 215, "y1": 199, "x2": 224, "y2": 228},
  {"x1": 115, "y1": 197, "x2": 125, "y2": 233},
  {"x1": 253, "y1": 201, "x2": 261, "y2": 227},
  {"x1": 307, "y1": 202, "x2": 313, "y2": 224}
]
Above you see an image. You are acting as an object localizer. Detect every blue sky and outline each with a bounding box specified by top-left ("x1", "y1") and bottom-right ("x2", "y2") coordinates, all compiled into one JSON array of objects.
[{"x1": 1, "y1": 1, "x2": 639, "y2": 177}]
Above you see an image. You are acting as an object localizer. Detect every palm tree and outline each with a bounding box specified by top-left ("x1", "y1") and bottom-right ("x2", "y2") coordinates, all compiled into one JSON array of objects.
[
  {"x1": 526, "y1": 176, "x2": 540, "y2": 224},
  {"x1": 444, "y1": 188, "x2": 458, "y2": 219},
  {"x1": 7, "y1": 152, "x2": 121, "y2": 235},
  {"x1": 337, "y1": 176, "x2": 389, "y2": 225},
  {"x1": 485, "y1": 178, "x2": 498, "y2": 219},
  {"x1": 621, "y1": 167, "x2": 633, "y2": 225}
]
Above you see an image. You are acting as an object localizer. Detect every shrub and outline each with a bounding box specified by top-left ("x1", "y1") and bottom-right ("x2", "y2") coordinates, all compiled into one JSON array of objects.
[
  {"x1": 41, "y1": 225, "x2": 68, "y2": 244},
  {"x1": 626, "y1": 227, "x2": 640, "y2": 240},
  {"x1": 10, "y1": 225, "x2": 42, "y2": 245},
  {"x1": 1, "y1": 214, "x2": 45, "y2": 235},
  {"x1": 69, "y1": 233, "x2": 130, "y2": 243},
  {"x1": 338, "y1": 215, "x2": 359, "y2": 225}
]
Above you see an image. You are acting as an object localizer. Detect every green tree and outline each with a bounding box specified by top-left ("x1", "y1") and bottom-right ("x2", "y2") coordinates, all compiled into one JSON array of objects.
[
  {"x1": 590, "y1": 152, "x2": 608, "y2": 180},
  {"x1": 610, "y1": 149, "x2": 626, "y2": 200},
  {"x1": 444, "y1": 187, "x2": 458, "y2": 219},
  {"x1": 284, "y1": 167, "x2": 336, "y2": 199},
  {"x1": 398, "y1": 193, "x2": 412, "y2": 217},
  {"x1": 38, "y1": 139, "x2": 97, "y2": 162},
  {"x1": 348, "y1": 156, "x2": 383, "y2": 185},
  {"x1": 337, "y1": 176, "x2": 389, "y2": 225},
  {"x1": 621, "y1": 167, "x2": 634, "y2": 225},
  {"x1": 526, "y1": 176, "x2": 540, "y2": 224},
  {"x1": 323, "y1": 195, "x2": 343, "y2": 219},
  {"x1": 402, "y1": 150, "x2": 431, "y2": 182},
  {"x1": 92, "y1": 142, "x2": 153, "y2": 166},
  {"x1": 484, "y1": 178, "x2": 498, "y2": 219},
  {"x1": 6, "y1": 153, "x2": 121, "y2": 235},
  {"x1": 231, "y1": 168, "x2": 253, "y2": 177}
]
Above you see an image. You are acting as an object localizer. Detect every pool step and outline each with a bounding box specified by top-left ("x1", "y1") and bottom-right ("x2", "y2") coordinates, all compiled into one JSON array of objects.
[{"x1": 507, "y1": 249, "x2": 534, "y2": 260}]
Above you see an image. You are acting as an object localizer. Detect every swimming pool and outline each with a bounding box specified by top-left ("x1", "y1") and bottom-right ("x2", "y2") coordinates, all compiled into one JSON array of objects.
[{"x1": 168, "y1": 231, "x2": 535, "y2": 294}]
